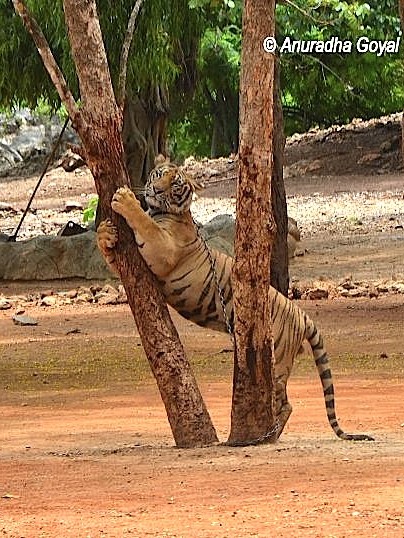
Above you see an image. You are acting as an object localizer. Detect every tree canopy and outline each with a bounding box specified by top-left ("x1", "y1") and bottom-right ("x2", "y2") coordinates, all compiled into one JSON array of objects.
[
  {"x1": 171, "y1": 0, "x2": 404, "y2": 157},
  {"x1": 0, "y1": 0, "x2": 203, "y2": 108},
  {"x1": 278, "y1": 0, "x2": 403, "y2": 132},
  {"x1": 1, "y1": 0, "x2": 403, "y2": 158}
]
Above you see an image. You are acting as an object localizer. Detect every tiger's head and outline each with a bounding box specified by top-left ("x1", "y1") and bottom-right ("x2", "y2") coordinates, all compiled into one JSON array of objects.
[{"x1": 145, "y1": 155, "x2": 204, "y2": 215}]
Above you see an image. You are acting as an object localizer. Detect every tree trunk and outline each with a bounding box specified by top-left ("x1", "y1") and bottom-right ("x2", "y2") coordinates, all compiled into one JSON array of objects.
[
  {"x1": 64, "y1": 0, "x2": 217, "y2": 449},
  {"x1": 210, "y1": 115, "x2": 220, "y2": 158},
  {"x1": 95, "y1": 87, "x2": 168, "y2": 228},
  {"x1": 228, "y1": 0, "x2": 276, "y2": 446},
  {"x1": 270, "y1": 53, "x2": 288, "y2": 296},
  {"x1": 123, "y1": 87, "x2": 169, "y2": 194},
  {"x1": 12, "y1": 0, "x2": 218, "y2": 448}
]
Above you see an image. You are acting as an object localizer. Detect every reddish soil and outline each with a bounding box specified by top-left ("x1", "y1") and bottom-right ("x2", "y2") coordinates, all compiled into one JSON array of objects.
[{"x1": 1, "y1": 297, "x2": 404, "y2": 538}]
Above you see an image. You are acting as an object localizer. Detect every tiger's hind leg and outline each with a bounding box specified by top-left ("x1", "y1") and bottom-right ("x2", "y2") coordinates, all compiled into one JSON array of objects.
[
  {"x1": 96, "y1": 219, "x2": 118, "y2": 274},
  {"x1": 273, "y1": 379, "x2": 293, "y2": 441},
  {"x1": 274, "y1": 401, "x2": 292, "y2": 440}
]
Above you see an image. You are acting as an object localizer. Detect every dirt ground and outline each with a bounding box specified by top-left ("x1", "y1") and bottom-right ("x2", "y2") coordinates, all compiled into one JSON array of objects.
[
  {"x1": 1, "y1": 297, "x2": 404, "y2": 537},
  {"x1": 1, "y1": 297, "x2": 404, "y2": 536},
  {"x1": 1, "y1": 118, "x2": 404, "y2": 537}
]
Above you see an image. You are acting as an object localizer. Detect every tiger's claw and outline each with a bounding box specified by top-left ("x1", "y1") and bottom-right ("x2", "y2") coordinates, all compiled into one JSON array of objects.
[
  {"x1": 97, "y1": 219, "x2": 118, "y2": 253},
  {"x1": 111, "y1": 186, "x2": 140, "y2": 219}
]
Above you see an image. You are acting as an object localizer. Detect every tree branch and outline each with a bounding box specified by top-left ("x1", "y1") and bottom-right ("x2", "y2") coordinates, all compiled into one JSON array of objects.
[
  {"x1": 12, "y1": 0, "x2": 80, "y2": 124},
  {"x1": 117, "y1": 0, "x2": 145, "y2": 107},
  {"x1": 279, "y1": 0, "x2": 336, "y2": 26},
  {"x1": 63, "y1": 0, "x2": 118, "y2": 126}
]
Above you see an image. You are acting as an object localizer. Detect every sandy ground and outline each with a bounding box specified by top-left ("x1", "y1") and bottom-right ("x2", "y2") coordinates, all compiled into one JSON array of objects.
[{"x1": 1, "y1": 296, "x2": 404, "y2": 538}]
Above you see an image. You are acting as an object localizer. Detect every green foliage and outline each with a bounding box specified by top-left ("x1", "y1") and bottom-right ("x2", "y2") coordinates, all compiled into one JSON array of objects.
[
  {"x1": 82, "y1": 196, "x2": 99, "y2": 225},
  {"x1": 170, "y1": 3, "x2": 241, "y2": 158},
  {"x1": 277, "y1": 0, "x2": 404, "y2": 132},
  {"x1": 1, "y1": 0, "x2": 403, "y2": 158},
  {"x1": 172, "y1": 0, "x2": 404, "y2": 155},
  {"x1": 0, "y1": 0, "x2": 204, "y2": 109}
]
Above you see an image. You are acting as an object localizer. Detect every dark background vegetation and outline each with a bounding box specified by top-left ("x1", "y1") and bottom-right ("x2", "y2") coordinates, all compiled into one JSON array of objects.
[{"x1": 0, "y1": 0, "x2": 402, "y2": 159}]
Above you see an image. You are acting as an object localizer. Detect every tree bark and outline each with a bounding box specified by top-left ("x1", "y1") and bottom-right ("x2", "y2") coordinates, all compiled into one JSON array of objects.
[
  {"x1": 95, "y1": 88, "x2": 168, "y2": 226},
  {"x1": 63, "y1": 0, "x2": 217, "y2": 449},
  {"x1": 123, "y1": 87, "x2": 169, "y2": 195},
  {"x1": 270, "y1": 53, "x2": 288, "y2": 296},
  {"x1": 14, "y1": 0, "x2": 218, "y2": 448},
  {"x1": 228, "y1": 0, "x2": 276, "y2": 446}
]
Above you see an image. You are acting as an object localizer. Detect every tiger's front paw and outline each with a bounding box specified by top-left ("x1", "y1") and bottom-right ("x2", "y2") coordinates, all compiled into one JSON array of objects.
[
  {"x1": 111, "y1": 186, "x2": 140, "y2": 219},
  {"x1": 97, "y1": 219, "x2": 118, "y2": 263}
]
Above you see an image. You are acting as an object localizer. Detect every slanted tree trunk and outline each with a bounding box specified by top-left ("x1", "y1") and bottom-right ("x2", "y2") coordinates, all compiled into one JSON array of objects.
[
  {"x1": 94, "y1": 87, "x2": 168, "y2": 226},
  {"x1": 228, "y1": 0, "x2": 276, "y2": 446},
  {"x1": 270, "y1": 53, "x2": 288, "y2": 296},
  {"x1": 13, "y1": 0, "x2": 218, "y2": 449}
]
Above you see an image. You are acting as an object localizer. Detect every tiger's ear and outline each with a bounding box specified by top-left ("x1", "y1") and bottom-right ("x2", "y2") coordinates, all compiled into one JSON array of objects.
[{"x1": 154, "y1": 154, "x2": 169, "y2": 166}]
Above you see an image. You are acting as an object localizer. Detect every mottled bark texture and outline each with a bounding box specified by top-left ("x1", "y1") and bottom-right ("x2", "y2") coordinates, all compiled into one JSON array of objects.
[
  {"x1": 122, "y1": 88, "x2": 169, "y2": 195},
  {"x1": 14, "y1": 0, "x2": 218, "y2": 448},
  {"x1": 227, "y1": 0, "x2": 277, "y2": 446}
]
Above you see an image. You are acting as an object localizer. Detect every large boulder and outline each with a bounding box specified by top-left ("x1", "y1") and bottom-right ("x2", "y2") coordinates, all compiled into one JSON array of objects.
[
  {"x1": 202, "y1": 214, "x2": 301, "y2": 259},
  {"x1": 0, "y1": 215, "x2": 301, "y2": 281},
  {"x1": 287, "y1": 217, "x2": 301, "y2": 259},
  {"x1": 0, "y1": 231, "x2": 110, "y2": 280},
  {"x1": 202, "y1": 214, "x2": 235, "y2": 256}
]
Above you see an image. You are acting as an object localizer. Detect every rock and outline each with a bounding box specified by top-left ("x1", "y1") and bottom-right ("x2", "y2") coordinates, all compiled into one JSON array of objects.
[
  {"x1": 201, "y1": 214, "x2": 235, "y2": 257},
  {"x1": 379, "y1": 135, "x2": 400, "y2": 153},
  {"x1": 12, "y1": 314, "x2": 38, "y2": 326},
  {"x1": 76, "y1": 292, "x2": 94, "y2": 303},
  {"x1": 64, "y1": 200, "x2": 84, "y2": 211},
  {"x1": 97, "y1": 291, "x2": 120, "y2": 305},
  {"x1": 288, "y1": 217, "x2": 301, "y2": 241},
  {"x1": 39, "y1": 290, "x2": 54, "y2": 299},
  {"x1": 391, "y1": 283, "x2": 404, "y2": 294},
  {"x1": 57, "y1": 221, "x2": 87, "y2": 237},
  {"x1": 65, "y1": 289, "x2": 78, "y2": 299},
  {"x1": 287, "y1": 217, "x2": 301, "y2": 259},
  {"x1": 0, "y1": 202, "x2": 18, "y2": 212},
  {"x1": 0, "y1": 231, "x2": 112, "y2": 280},
  {"x1": 357, "y1": 153, "x2": 382, "y2": 165},
  {"x1": 0, "y1": 233, "x2": 10, "y2": 242},
  {"x1": 376, "y1": 282, "x2": 389, "y2": 293},
  {"x1": 116, "y1": 284, "x2": 128, "y2": 304},
  {"x1": 202, "y1": 214, "x2": 301, "y2": 259},
  {"x1": 338, "y1": 276, "x2": 355, "y2": 290},
  {"x1": 89, "y1": 284, "x2": 102, "y2": 294},
  {"x1": 59, "y1": 149, "x2": 86, "y2": 172},
  {"x1": 368, "y1": 286, "x2": 379, "y2": 298},
  {"x1": 304, "y1": 288, "x2": 329, "y2": 300},
  {"x1": 101, "y1": 284, "x2": 118, "y2": 295},
  {"x1": 96, "y1": 284, "x2": 120, "y2": 305},
  {"x1": 306, "y1": 159, "x2": 321, "y2": 173},
  {"x1": 347, "y1": 288, "x2": 366, "y2": 298},
  {"x1": 0, "y1": 299, "x2": 12, "y2": 310},
  {"x1": 41, "y1": 296, "x2": 58, "y2": 307}
]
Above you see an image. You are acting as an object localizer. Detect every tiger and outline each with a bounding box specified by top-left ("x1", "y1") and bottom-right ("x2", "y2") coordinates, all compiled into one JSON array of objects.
[{"x1": 97, "y1": 155, "x2": 374, "y2": 443}]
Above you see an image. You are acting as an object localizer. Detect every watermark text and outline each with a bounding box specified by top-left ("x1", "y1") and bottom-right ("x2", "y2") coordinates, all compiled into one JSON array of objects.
[{"x1": 263, "y1": 35, "x2": 401, "y2": 56}]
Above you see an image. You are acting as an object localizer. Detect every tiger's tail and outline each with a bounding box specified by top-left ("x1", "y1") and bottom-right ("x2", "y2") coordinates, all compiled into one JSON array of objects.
[{"x1": 305, "y1": 315, "x2": 374, "y2": 441}]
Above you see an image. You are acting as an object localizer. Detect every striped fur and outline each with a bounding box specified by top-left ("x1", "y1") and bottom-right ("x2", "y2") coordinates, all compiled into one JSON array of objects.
[{"x1": 97, "y1": 158, "x2": 373, "y2": 442}]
